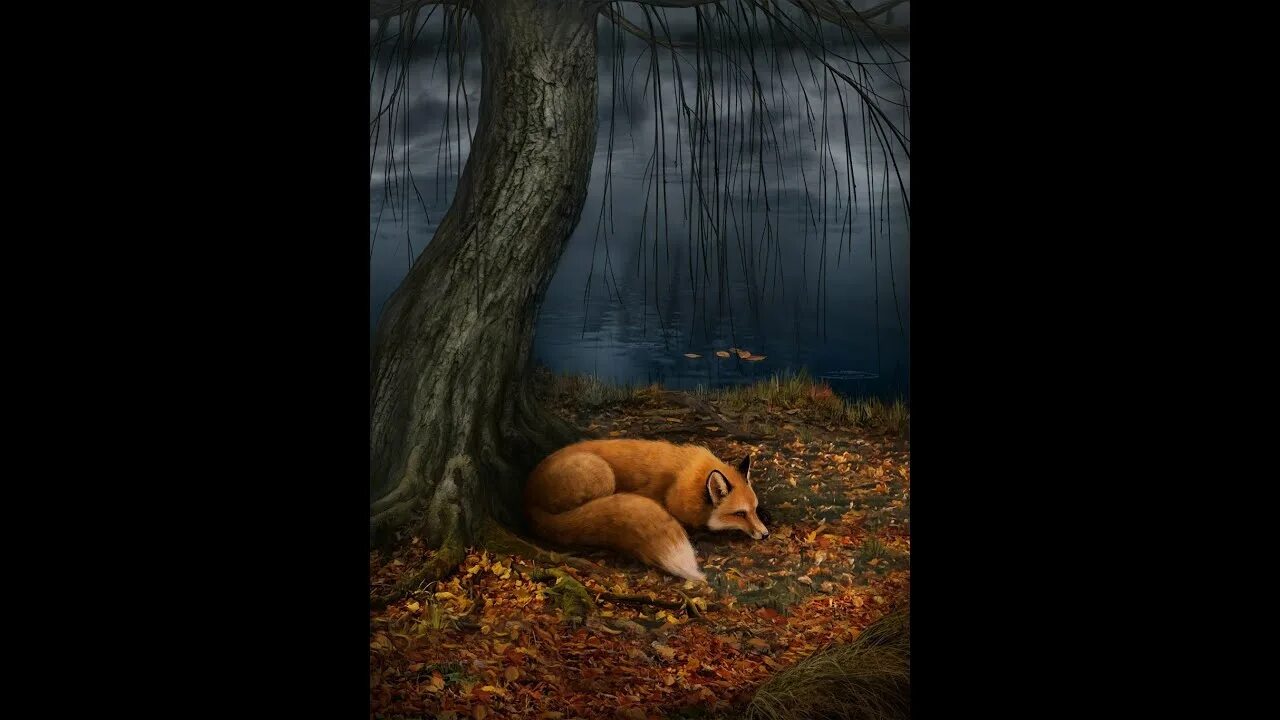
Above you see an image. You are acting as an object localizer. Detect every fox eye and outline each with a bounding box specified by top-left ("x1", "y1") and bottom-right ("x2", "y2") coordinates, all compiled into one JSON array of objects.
[{"x1": 734, "y1": 511, "x2": 748, "y2": 518}]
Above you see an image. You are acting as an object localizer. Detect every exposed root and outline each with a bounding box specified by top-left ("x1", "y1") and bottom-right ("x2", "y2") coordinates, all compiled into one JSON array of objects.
[
  {"x1": 600, "y1": 589, "x2": 720, "y2": 619},
  {"x1": 370, "y1": 524, "x2": 467, "y2": 611},
  {"x1": 531, "y1": 567, "x2": 594, "y2": 624},
  {"x1": 666, "y1": 392, "x2": 769, "y2": 442},
  {"x1": 478, "y1": 517, "x2": 610, "y2": 576}
]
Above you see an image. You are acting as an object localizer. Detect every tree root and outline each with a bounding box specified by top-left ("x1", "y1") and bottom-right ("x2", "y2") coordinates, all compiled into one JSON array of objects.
[
  {"x1": 598, "y1": 590, "x2": 721, "y2": 618},
  {"x1": 478, "y1": 517, "x2": 611, "y2": 576},
  {"x1": 666, "y1": 393, "x2": 769, "y2": 442},
  {"x1": 370, "y1": 530, "x2": 467, "y2": 611},
  {"x1": 531, "y1": 567, "x2": 594, "y2": 624}
]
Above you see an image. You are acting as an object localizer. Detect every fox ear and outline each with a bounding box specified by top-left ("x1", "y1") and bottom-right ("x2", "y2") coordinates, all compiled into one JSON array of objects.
[
  {"x1": 706, "y1": 470, "x2": 731, "y2": 505},
  {"x1": 738, "y1": 454, "x2": 752, "y2": 483}
]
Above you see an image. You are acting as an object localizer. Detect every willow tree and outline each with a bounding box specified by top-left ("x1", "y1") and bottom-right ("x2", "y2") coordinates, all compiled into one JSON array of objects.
[{"x1": 369, "y1": 0, "x2": 910, "y2": 559}]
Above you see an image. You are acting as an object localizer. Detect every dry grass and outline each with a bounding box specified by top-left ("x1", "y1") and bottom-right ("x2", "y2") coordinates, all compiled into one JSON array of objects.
[
  {"x1": 703, "y1": 371, "x2": 909, "y2": 435},
  {"x1": 746, "y1": 606, "x2": 910, "y2": 720}
]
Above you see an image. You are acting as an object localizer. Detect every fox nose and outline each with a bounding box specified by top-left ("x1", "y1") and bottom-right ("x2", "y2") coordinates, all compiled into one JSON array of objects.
[{"x1": 760, "y1": 529, "x2": 770, "y2": 539}]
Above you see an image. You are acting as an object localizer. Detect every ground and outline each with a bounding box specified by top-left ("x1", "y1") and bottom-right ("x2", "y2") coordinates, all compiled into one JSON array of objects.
[{"x1": 370, "y1": 371, "x2": 910, "y2": 720}]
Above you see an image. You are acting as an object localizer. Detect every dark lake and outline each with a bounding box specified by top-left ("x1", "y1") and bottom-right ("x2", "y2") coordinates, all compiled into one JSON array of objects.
[{"x1": 371, "y1": 9, "x2": 910, "y2": 401}]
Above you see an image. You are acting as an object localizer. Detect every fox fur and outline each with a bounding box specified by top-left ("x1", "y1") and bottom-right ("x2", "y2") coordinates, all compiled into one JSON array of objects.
[{"x1": 524, "y1": 439, "x2": 770, "y2": 582}]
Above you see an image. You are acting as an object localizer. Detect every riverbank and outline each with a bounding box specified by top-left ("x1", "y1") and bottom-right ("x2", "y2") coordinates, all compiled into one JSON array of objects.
[{"x1": 370, "y1": 372, "x2": 910, "y2": 719}]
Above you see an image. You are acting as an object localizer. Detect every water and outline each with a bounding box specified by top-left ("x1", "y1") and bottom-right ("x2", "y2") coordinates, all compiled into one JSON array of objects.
[{"x1": 370, "y1": 11, "x2": 910, "y2": 401}]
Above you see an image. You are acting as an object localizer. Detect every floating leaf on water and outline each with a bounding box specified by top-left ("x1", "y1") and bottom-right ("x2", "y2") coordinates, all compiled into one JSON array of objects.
[
  {"x1": 745, "y1": 355, "x2": 767, "y2": 362},
  {"x1": 683, "y1": 353, "x2": 702, "y2": 359},
  {"x1": 737, "y1": 350, "x2": 752, "y2": 359},
  {"x1": 715, "y1": 351, "x2": 731, "y2": 358}
]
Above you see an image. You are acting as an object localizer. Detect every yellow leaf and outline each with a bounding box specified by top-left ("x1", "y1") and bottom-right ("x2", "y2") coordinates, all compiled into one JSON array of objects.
[
  {"x1": 505, "y1": 667, "x2": 520, "y2": 682},
  {"x1": 406, "y1": 601, "x2": 421, "y2": 611},
  {"x1": 434, "y1": 591, "x2": 456, "y2": 600}
]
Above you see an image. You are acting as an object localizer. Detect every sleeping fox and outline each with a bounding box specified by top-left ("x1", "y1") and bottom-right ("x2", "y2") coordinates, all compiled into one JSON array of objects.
[{"x1": 524, "y1": 439, "x2": 769, "y2": 582}]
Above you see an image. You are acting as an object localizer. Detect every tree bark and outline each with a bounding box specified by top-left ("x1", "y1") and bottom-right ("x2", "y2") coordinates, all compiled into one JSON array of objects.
[{"x1": 370, "y1": 0, "x2": 601, "y2": 548}]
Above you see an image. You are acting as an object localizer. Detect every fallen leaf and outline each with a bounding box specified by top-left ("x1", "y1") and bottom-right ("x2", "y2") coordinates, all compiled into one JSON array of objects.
[
  {"x1": 473, "y1": 707, "x2": 487, "y2": 720},
  {"x1": 797, "y1": 575, "x2": 813, "y2": 586},
  {"x1": 738, "y1": 349, "x2": 753, "y2": 359},
  {"x1": 715, "y1": 351, "x2": 731, "y2": 358},
  {"x1": 505, "y1": 666, "x2": 520, "y2": 682},
  {"x1": 745, "y1": 355, "x2": 767, "y2": 362},
  {"x1": 684, "y1": 353, "x2": 702, "y2": 359},
  {"x1": 651, "y1": 642, "x2": 676, "y2": 661},
  {"x1": 406, "y1": 601, "x2": 421, "y2": 611}
]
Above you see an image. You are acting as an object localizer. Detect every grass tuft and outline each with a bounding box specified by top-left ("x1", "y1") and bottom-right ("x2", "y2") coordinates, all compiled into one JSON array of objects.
[
  {"x1": 712, "y1": 370, "x2": 909, "y2": 435},
  {"x1": 746, "y1": 606, "x2": 910, "y2": 720}
]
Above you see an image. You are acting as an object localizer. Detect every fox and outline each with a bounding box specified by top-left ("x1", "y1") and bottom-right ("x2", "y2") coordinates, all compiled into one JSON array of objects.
[{"x1": 524, "y1": 439, "x2": 770, "y2": 582}]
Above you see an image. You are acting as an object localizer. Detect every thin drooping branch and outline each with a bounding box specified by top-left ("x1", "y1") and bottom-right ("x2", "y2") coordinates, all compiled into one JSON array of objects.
[
  {"x1": 789, "y1": 0, "x2": 910, "y2": 26},
  {"x1": 602, "y1": 3, "x2": 697, "y2": 50},
  {"x1": 371, "y1": 0, "x2": 464, "y2": 21},
  {"x1": 626, "y1": 0, "x2": 725, "y2": 6}
]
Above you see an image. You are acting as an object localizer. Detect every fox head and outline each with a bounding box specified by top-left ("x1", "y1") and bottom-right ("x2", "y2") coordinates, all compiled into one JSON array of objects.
[{"x1": 705, "y1": 454, "x2": 770, "y2": 540}]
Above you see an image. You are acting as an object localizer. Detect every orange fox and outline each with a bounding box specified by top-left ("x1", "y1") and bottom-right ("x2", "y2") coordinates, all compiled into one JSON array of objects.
[{"x1": 524, "y1": 439, "x2": 769, "y2": 582}]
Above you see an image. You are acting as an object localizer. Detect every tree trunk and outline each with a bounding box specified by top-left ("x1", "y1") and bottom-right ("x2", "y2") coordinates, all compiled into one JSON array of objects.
[{"x1": 370, "y1": 0, "x2": 600, "y2": 549}]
